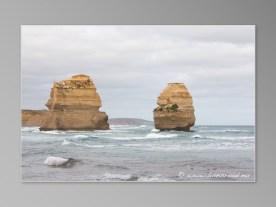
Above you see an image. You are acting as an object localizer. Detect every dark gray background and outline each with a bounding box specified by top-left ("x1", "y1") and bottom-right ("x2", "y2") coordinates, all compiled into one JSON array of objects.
[{"x1": 0, "y1": 0, "x2": 275, "y2": 206}]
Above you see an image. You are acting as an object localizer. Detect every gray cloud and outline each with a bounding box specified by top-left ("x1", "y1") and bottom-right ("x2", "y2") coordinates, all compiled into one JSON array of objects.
[{"x1": 21, "y1": 25, "x2": 255, "y2": 125}]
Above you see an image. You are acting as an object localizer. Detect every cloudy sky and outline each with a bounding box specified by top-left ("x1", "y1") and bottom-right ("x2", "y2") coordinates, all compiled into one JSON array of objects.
[{"x1": 21, "y1": 25, "x2": 255, "y2": 125}]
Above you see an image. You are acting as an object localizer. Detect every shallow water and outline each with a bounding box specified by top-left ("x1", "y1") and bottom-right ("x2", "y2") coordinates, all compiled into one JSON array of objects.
[{"x1": 21, "y1": 124, "x2": 255, "y2": 182}]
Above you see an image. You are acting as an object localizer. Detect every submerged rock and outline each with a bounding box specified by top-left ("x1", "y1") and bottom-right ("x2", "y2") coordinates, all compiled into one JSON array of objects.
[
  {"x1": 39, "y1": 74, "x2": 109, "y2": 131},
  {"x1": 153, "y1": 83, "x2": 195, "y2": 131}
]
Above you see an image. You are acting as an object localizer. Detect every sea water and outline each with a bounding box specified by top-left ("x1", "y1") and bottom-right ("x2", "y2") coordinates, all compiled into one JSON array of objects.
[{"x1": 21, "y1": 124, "x2": 255, "y2": 182}]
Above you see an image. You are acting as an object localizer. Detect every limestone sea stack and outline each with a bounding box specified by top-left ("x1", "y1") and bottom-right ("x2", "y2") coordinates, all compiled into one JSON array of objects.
[
  {"x1": 22, "y1": 110, "x2": 48, "y2": 126},
  {"x1": 153, "y1": 83, "x2": 195, "y2": 131},
  {"x1": 39, "y1": 74, "x2": 109, "y2": 131}
]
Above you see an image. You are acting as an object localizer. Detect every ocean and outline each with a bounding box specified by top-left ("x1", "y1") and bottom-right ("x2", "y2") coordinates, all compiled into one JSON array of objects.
[{"x1": 21, "y1": 124, "x2": 255, "y2": 182}]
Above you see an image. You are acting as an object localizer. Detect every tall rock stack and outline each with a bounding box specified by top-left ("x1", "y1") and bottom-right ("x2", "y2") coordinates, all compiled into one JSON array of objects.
[
  {"x1": 153, "y1": 83, "x2": 195, "y2": 131},
  {"x1": 40, "y1": 74, "x2": 109, "y2": 131}
]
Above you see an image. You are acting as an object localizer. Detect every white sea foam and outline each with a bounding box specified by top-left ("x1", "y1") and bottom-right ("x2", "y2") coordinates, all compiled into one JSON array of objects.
[
  {"x1": 145, "y1": 133, "x2": 178, "y2": 139},
  {"x1": 21, "y1": 127, "x2": 40, "y2": 132},
  {"x1": 44, "y1": 156, "x2": 69, "y2": 166},
  {"x1": 102, "y1": 173, "x2": 132, "y2": 180},
  {"x1": 40, "y1": 130, "x2": 65, "y2": 135},
  {"x1": 78, "y1": 143, "x2": 106, "y2": 148},
  {"x1": 77, "y1": 143, "x2": 105, "y2": 148},
  {"x1": 151, "y1": 128, "x2": 160, "y2": 132},
  {"x1": 225, "y1": 129, "x2": 250, "y2": 132},
  {"x1": 96, "y1": 136, "x2": 134, "y2": 140},
  {"x1": 61, "y1": 140, "x2": 111, "y2": 148},
  {"x1": 110, "y1": 124, "x2": 130, "y2": 128},
  {"x1": 101, "y1": 133, "x2": 177, "y2": 141},
  {"x1": 192, "y1": 134, "x2": 202, "y2": 139},
  {"x1": 94, "y1": 132, "x2": 112, "y2": 135},
  {"x1": 91, "y1": 145, "x2": 106, "y2": 148},
  {"x1": 62, "y1": 140, "x2": 71, "y2": 145},
  {"x1": 178, "y1": 171, "x2": 186, "y2": 178},
  {"x1": 73, "y1": 143, "x2": 105, "y2": 148},
  {"x1": 199, "y1": 129, "x2": 250, "y2": 133},
  {"x1": 123, "y1": 143, "x2": 143, "y2": 147},
  {"x1": 110, "y1": 125, "x2": 132, "y2": 130},
  {"x1": 74, "y1": 135, "x2": 89, "y2": 139},
  {"x1": 207, "y1": 136, "x2": 254, "y2": 141},
  {"x1": 107, "y1": 133, "x2": 178, "y2": 140},
  {"x1": 143, "y1": 142, "x2": 253, "y2": 152},
  {"x1": 137, "y1": 175, "x2": 174, "y2": 182}
]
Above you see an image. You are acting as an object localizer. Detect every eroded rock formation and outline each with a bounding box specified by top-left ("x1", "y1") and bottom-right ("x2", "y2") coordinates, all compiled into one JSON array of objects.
[
  {"x1": 22, "y1": 110, "x2": 48, "y2": 126},
  {"x1": 39, "y1": 74, "x2": 109, "y2": 130},
  {"x1": 153, "y1": 83, "x2": 195, "y2": 131}
]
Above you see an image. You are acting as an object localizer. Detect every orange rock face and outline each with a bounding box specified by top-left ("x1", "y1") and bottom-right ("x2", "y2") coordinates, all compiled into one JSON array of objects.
[
  {"x1": 22, "y1": 110, "x2": 48, "y2": 126},
  {"x1": 46, "y1": 74, "x2": 102, "y2": 111},
  {"x1": 40, "y1": 74, "x2": 109, "y2": 131},
  {"x1": 153, "y1": 83, "x2": 195, "y2": 131}
]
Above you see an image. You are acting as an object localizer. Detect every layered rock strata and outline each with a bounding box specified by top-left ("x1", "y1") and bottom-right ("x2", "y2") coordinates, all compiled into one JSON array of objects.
[
  {"x1": 39, "y1": 74, "x2": 109, "y2": 130},
  {"x1": 22, "y1": 110, "x2": 48, "y2": 126},
  {"x1": 153, "y1": 83, "x2": 195, "y2": 131}
]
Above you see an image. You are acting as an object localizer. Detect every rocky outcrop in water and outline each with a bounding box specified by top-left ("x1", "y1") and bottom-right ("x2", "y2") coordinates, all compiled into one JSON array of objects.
[
  {"x1": 22, "y1": 110, "x2": 48, "y2": 126},
  {"x1": 153, "y1": 83, "x2": 195, "y2": 131},
  {"x1": 39, "y1": 74, "x2": 109, "y2": 130}
]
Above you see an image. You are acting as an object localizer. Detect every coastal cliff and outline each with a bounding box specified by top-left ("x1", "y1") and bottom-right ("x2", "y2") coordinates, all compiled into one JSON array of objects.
[
  {"x1": 39, "y1": 74, "x2": 109, "y2": 130},
  {"x1": 153, "y1": 83, "x2": 195, "y2": 131}
]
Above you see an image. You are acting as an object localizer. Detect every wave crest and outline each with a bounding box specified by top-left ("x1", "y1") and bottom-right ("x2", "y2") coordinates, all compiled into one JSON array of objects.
[{"x1": 145, "y1": 133, "x2": 178, "y2": 139}]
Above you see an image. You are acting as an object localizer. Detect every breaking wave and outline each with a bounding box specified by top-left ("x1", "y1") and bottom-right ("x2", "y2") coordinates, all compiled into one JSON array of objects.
[
  {"x1": 73, "y1": 135, "x2": 89, "y2": 139},
  {"x1": 101, "y1": 173, "x2": 134, "y2": 181},
  {"x1": 40, "y1": 130, "x2": 65, "y2": 135},
  {"x1": 206, "y1": 136, "x2": 254, "y2": 141},
  {"x1": 21, "y1": 127, "x2": 40, "y2": 132},
  {"x1": 61, "y1": 140, "x2": 109, "y2": 148},
  {"x1": 145, "y1": 133, "x2": 178, "y2": 139},
  {"x1": 199, "y1": 129, "x2": 250, "y2": 133},
  {"x1": 137, "y1": 176, "x2": 174, "y2": 182}
]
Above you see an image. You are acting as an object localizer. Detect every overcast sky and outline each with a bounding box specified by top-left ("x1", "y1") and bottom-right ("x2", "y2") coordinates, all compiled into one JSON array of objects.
[{"x1": 21, "y1": 25, "x2": 255, "y2": 125}]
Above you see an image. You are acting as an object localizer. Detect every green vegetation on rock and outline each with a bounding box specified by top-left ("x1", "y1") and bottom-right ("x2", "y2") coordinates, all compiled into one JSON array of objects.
[{"x1": 154, "y1": 104, "x2": 179, "y2": 112}]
